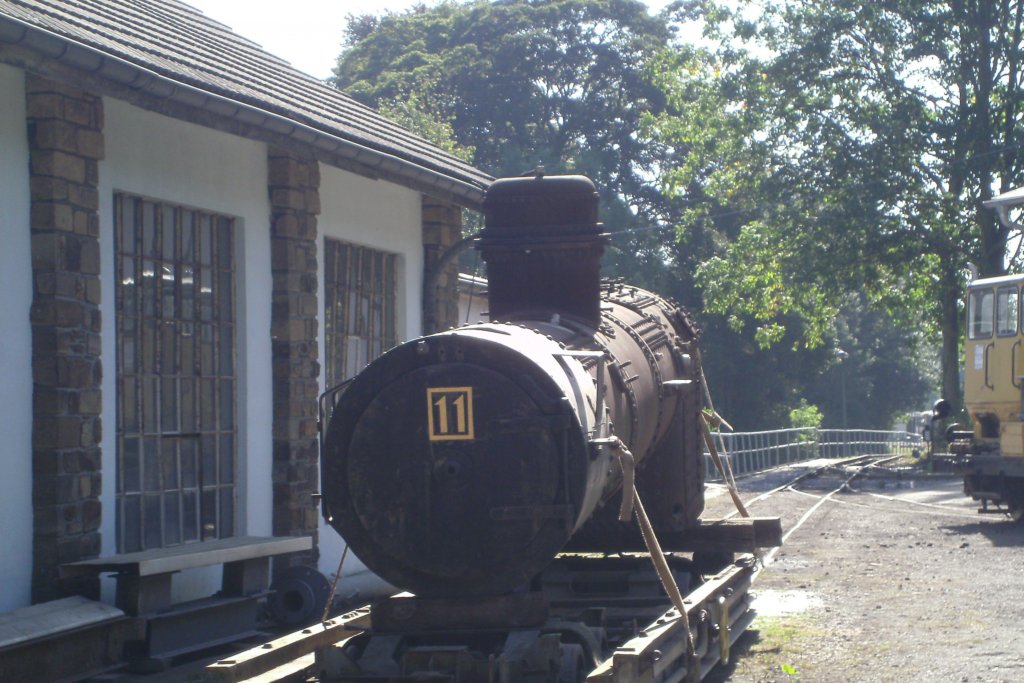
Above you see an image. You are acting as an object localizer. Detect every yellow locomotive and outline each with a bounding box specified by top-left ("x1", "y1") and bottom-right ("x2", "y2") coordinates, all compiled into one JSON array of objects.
[{"x1": 950, "y1": 189, "x2": 1024, "y2": 519}]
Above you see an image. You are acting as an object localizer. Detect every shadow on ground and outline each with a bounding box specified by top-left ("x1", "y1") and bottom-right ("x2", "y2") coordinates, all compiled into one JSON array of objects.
[
  {"x1": 702, "y1": 629, "x2": 764, "y2": 683},
  {"x1": 940, "y1": 519, "x2": 1024, "y2": 547}
]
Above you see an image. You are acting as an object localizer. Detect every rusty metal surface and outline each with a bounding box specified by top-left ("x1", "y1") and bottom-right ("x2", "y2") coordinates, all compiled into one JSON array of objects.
[
  {"x1": 320, "y1": 289, "x2": 706, "y2": 595},
  {"x1": 477, "y1": 172, "x2": 607, "y2": 326},
  {"x1": 319, "y1": 173, "x2": 720, "y2": 596},
  {"x1": 321, "y1": 326, "x2": 596, "y2": 596}
]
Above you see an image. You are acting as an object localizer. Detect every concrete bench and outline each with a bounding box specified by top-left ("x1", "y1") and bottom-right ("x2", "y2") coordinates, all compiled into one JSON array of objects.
[
  {"x1": 0, "y1": 596, "x2": 131, "y2": 680},
  {"x1": 60, "y1": 535, "x2": 312, "y2": 660},
  {"x1": 61, "y1": 535, "x2": 312, "y2": 615}
]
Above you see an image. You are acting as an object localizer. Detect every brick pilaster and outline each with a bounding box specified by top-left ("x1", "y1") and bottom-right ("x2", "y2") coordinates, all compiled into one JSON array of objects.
[
  {"x1": 268, "y1": 148, "x2": 320, "y2": 560},
  {"x1": 26, "y1": 76, "x2": 105, "y2": 603},
  {"x1": 422, "y1": 196, "x2": 463, "y2": 333}
]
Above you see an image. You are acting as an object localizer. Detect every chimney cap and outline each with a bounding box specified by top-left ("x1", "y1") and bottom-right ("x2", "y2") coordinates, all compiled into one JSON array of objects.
[{"x1": 481, "y1": 173, "x2": 601, "y2": 235}]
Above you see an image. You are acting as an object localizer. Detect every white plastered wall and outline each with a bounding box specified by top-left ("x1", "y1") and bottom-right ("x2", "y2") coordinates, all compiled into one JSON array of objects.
[
  {"x1": 315, "y1": 163, "x2": 423, "y2": 601},
  {"x1": 0, "y1": 65, "x2": 35, "y2": 611},
  {"x1": 98, "y1": 98, "x2": 272, "y2": 600}
]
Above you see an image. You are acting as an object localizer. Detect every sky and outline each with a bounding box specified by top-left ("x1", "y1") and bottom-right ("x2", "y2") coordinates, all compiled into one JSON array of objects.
[
  {"x1": 185, "y1": 0, "x2": 436, "y2": 79},
  {"x1": 185, "y1": 0, "x2": 673, "y2": 81}
]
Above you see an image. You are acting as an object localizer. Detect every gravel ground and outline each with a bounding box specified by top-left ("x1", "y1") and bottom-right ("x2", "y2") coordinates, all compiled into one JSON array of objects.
[{"x1": 701, "y1": 461, "x2": 1024, "y2": 683}]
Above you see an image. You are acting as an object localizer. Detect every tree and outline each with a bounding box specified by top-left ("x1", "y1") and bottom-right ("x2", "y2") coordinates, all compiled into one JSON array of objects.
[
  {"x1": 333, "y1": 0, "x2": 938, "y2": 428},
  {"x1": 333, "y1": 0, "x2": 682, "y2": 274},
  {"x1": 649, "y1": 0, "x2": 1024, "y2": 412},
  {"x1": 808, "y1": 295, "x2": 936, "y2": 428},
  {"x1": 375, "y1": 92, "x2": 475, "y2": 162},
  {"x1": 789, "y1": 399, "x2": 823, "y2": 430}
]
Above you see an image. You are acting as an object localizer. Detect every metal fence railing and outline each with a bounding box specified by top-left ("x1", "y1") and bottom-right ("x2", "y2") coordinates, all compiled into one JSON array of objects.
[{"x1": 703, "y1": 428, "x2": 924, "y2": 480}]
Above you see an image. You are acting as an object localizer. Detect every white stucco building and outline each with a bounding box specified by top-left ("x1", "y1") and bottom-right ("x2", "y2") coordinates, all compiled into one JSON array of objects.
[{"x1": 0, "y1": 0, "x2": 490, "y2": 613}]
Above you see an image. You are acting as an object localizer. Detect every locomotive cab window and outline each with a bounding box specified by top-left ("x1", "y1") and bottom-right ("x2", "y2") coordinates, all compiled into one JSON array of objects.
[
  {"x1": 969, "y1": 288, "x2": 994, "y2": 339},
  {"x1": 996, "y1": 286, "x2": 1020, "y2": 336}
]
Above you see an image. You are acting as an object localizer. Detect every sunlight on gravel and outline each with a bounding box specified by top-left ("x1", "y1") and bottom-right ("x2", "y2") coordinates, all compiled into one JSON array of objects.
[{"x1": 750, "y1": 589, "x2": 823, "y2": 617}]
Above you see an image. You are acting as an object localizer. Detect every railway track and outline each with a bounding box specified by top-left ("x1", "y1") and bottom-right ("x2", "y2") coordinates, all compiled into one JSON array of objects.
[
  {"x1": 721, "y1": 455, "x2": 889, "y2": 519},
  {"x1": 701, "y1": 454, "x2": 1024, "y2": 682},
  {"x1": 709, "y1": 454, "x2": 979, "y2": 569}
]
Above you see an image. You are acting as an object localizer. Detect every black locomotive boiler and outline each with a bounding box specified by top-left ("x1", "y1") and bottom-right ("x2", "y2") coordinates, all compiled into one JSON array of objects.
[{"x1": 316, "y1": 172, "x2": 780, "y2": 682}]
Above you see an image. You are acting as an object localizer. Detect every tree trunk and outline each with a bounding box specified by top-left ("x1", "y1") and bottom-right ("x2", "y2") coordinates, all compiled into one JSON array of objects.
[
  {"x1": 972, "y1": 0, "x2": 1008, "y2": 277},
  {"x1": 940, "y1": 268, "x2": 963, "y2": 415}
]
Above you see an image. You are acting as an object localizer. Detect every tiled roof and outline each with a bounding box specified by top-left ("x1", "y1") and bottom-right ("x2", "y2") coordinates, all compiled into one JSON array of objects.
[{"x1": 0, "y1": 0, "x2": 491, "y2": 202}]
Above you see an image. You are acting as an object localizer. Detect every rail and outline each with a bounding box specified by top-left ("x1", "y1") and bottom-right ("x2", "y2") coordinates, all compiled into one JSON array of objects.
[{"x1": 703, "y1": 428, "x2": 923, "y2": 480}]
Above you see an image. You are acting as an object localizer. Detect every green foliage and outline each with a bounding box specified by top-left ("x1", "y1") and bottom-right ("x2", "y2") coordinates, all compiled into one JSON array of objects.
[
  {"x1": 649, "y1": 0, "x2": 1024, "y2": 412},
  {"x1": 375, "y1": 92, "x2": 475, "y2": 162},
  {"x1": 789, "y1": 399, "x2": 823, "y2": 430},
  {"x1": 334, "y1": 0, "x2": 673, "y2": 194},
  {"x1": 335, "y1": 0, "x2": 696, "y2": 336},
  {"x1": 333, "y1": 0, "x2": 942, "y2": 429},
  {"x1": 696, "y1": 221, "x2": 839, "y2": 348},
  {"x1": 808, "y1": 294, "x2": 936, "y2": 429}
]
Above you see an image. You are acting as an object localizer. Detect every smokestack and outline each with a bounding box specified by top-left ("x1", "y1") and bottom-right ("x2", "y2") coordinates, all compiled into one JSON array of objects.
[{"x1": 476, "y1": 170, "x2": 608, "y2": 327}]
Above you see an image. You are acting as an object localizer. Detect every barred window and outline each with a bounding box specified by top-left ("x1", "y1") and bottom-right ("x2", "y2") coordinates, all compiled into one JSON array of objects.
[
  {"x1": 324, "y1": 239, "x2": 398, "y2": 387},
  {"x1": 114, "y1": 194, "x2": 237, "y2": 552}
]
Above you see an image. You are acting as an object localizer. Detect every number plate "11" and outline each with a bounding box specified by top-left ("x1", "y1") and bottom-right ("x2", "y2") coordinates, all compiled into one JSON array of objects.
[{"x1": 427, "y1": 387, "x2": 475, "y2": 441}]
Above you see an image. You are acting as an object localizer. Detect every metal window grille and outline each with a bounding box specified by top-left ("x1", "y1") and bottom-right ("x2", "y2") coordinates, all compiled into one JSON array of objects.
[
  {"x1": 324, "y1": 239, "x2": 397, "y2": 387},
  {"x1": 114, "y1": 194, "x2": 237, "y2": 552}
]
